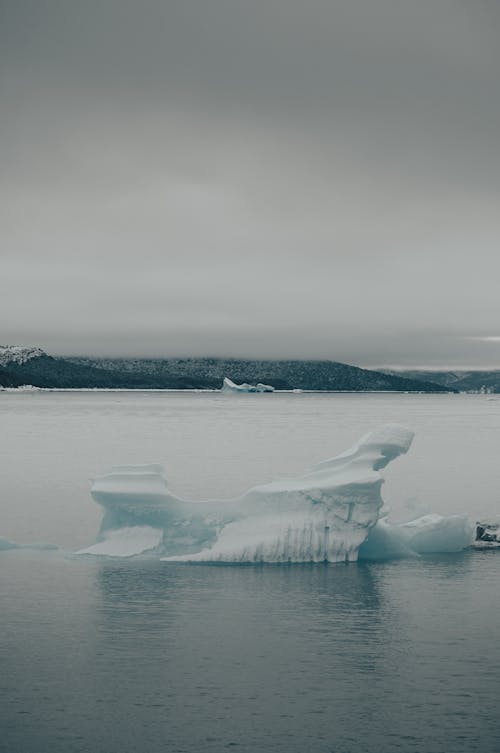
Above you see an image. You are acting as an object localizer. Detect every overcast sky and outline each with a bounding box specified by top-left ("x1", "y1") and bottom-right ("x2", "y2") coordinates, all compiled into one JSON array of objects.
[{"x1": 2, "y1": 0, "x2": 500, "y2": 367}]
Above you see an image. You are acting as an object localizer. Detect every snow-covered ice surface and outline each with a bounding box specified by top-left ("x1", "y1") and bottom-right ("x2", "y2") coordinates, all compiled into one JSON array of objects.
[{"x1": 222, "y1": 377, "x2": 274, "y2": 393}]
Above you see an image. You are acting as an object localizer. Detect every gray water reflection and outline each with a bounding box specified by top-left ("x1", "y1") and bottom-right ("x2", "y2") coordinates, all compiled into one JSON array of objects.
[
  {"x1": 2, "y1": 553, "x2": 500, "y2": 753},
  {"x1": 93, "y1": 562, "x2": 389, "y2": 753},
  {"x1": 91, "y1": 557, "x2": 499, "y2": 753}
]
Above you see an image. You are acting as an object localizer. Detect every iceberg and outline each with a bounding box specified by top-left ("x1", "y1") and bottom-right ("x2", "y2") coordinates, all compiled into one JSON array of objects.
[
  {"x1": 0, "y1": 537, "x2": 24, "y2": 551},
  {"x1": 222, "y1": 377, "x2": 275, "y2": 393},
  {"x1": 0, "y1": 536, "x2": 57, "y2": 551},
  {"x1": 80, "y1": 424, "x2": 420, "y2": 562}
]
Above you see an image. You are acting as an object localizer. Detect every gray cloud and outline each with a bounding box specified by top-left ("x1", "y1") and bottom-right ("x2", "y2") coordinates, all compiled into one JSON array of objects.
[{"x1": 2, "y1": 1, "x2": 500, "y2": 366}]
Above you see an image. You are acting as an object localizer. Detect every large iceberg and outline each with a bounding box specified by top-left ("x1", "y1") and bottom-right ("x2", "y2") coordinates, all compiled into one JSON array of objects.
[
  {"x1": 222, "y1": 377, "x2": 275, "y2": 393},
  {"x1": 79, "y1": 424, "x2": 428, "y2": 562}
]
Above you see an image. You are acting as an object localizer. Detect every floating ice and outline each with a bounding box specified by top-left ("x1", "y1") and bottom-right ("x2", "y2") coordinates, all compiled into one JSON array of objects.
[
  {"x1": 222, "y1": 377, "x2": 275, "y2": 393},
  {"x1": 0, "y1": 537, "x2": 20, "y2": 551},
  {"x1": 0, "y1": 536, "x2": 58, "y2": 551},
  {"x1": 358, "y1": 514, "x2": 474, "y2": 560},
  {"x1": 81, "y1": 424, "x2": 427, "y2": 562}
]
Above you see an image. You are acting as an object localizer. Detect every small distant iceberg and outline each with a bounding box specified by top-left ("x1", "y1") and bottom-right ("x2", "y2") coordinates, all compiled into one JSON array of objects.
[
  {"x1": 222, "y1": 377, "x2": 275, "y2": 393},
  {"x1": 0, "y1": 536, "x2": 58, "y2": 551}
]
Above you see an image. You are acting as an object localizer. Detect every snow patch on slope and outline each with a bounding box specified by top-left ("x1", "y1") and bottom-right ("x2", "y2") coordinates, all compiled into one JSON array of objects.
[{"x1": 0, "y1": 345, "x2": 46, "y2": 367}]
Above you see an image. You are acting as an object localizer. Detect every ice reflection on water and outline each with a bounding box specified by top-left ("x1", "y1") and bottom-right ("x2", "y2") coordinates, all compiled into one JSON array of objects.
[{"x1": 2, "y1": 551, "x2": 500, "y2": 752}]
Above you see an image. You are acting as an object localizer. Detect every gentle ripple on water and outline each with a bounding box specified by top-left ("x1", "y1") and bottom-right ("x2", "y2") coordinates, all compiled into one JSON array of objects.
[{"x1": 1, "y1": 551, "x2": 500, "y2": 753}]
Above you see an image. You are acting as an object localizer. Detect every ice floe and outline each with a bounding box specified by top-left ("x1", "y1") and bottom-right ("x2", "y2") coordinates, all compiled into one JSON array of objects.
[{"x1": 358, "y1": 514, "x2": 474, "y2": 560}]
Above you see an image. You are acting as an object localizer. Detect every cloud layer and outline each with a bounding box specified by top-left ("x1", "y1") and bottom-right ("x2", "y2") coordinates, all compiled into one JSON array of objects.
[{"x1": 2, "y1": 1, "x2": 500, "y2": 366}]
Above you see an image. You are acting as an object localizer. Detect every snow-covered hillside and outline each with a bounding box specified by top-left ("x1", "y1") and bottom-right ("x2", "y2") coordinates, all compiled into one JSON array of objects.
[{"x1": 0, "y1": 345, "x2": 45, "y2": 367}]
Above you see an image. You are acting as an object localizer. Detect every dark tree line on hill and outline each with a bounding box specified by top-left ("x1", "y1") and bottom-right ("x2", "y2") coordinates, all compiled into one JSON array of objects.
[{"x1": 0, "y1": 353, "x2": 453, "y2": 391}]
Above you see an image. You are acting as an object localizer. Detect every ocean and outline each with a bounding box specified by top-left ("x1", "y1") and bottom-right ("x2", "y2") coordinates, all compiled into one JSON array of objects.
[{"x1": 1, "y1": 391, "x2": 500, "y2": 752}]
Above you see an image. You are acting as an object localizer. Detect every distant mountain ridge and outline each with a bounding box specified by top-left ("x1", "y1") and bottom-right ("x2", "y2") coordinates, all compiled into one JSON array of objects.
[
  {"x1": 0, "y1": 346, "x2": 211, "y2": 390},
  {"x1": 0, "y1": 345, "x2": 453, "y2": 392},
  {"x1": 382, "y1": 369, "x2": 500, "y2": 393},
  {"x1": 68, "y1": 356, "x2": 451, "y2": 392}
]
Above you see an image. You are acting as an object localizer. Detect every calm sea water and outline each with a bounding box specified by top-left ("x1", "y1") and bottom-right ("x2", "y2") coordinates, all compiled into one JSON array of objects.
[{"x1": 1, "y1": 392, "x2": 500, "y2": 752}]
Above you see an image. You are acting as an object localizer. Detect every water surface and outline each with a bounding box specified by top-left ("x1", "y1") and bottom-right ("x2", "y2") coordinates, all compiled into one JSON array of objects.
[{"x1": 1, "y1": 392, "x2": 500, "y2": 752}]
